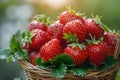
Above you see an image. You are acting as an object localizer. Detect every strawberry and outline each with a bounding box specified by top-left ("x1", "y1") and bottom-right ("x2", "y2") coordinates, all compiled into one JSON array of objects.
[
  {"x1": 28, "y1": 20, "x2": 47, "y2": 31},
  {"x1": 47, "y1": 23, "x2": 66, "y2": 50},
  {"x1": 30, "y1": 29, "x2": 49, "y2": 51},
  {"x1": 103, "y1": 32, "x2": 117, "y2": 56},
  {"x1": 63, "y1": 19, "x2": 85, "y2": 42},
  {"x1": 64, "y1": 45, "x2": 88, "y2": 66},
  {"x1": 29, "y1": 51, "x2": 40, "y2": 66},
  {"x1": 87, "y1": 42, "x2": 107, "y2": 66},
  {"x1": 47, "y1": 23, "x2": 64, "y2": 40},
  {"x1": 40, "y1": 39, "x2": 62, "y2": 61},
  {"x1": 59, "y1": 11, "x2": 84, "y2": 25},
  {"x1": 84, "y1": 18, "x2": 104, "y2": 39}
]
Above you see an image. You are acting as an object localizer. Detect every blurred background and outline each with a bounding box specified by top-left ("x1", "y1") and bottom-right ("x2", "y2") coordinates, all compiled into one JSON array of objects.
[{"x1": 0, "y1": 0, "x2": 120, "y2": 80}]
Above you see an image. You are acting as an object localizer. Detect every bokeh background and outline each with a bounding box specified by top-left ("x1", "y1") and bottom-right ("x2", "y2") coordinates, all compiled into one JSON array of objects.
[{"x1": 0, "y1": 0, "x2": 120, "y2": 80}]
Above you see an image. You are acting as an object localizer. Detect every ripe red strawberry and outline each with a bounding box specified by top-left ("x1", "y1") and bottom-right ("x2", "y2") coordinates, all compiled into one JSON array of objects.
[
  {"x1": 47, "y1": 23, "x2": 64, "y2": 40},
  {"x1": 103, "y1": 32, "x2": 117, "y2": 56},
  {"x1": 47, "y1": 23, "x2": 66, "y2": 49},
  {"x1": 64, "y1": 46, "x2": 88, "y2": 66},
  {"x1": 84, "y1": 18, "x2": 104, "y2": 39},
  {"x1": 28, "y1": 20, "x2": 47, "y2": 31},
  {"x1": 30, "y1": 29, "x2": 49, "y2": 51},
  {"x1": 59, "y1": 11, "x2": 84, "y2": 25},
  {"x1": 40, "y1": 39, "x2": 62, "y2": 61},
  {"x1": 63, "y1": 19, "x2": 85, "y2": 42},
  {"x1": 29, "y1": 51, "x2": 40, "y2": 66},
  {"x1": 87, "y1": 42, "x2": 107, "y2": 66}
]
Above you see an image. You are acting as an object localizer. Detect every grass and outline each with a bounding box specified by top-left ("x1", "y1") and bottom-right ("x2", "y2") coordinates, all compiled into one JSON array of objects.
[{"x1": 116, "y1": 69, "x2": 120, "y2": 80}]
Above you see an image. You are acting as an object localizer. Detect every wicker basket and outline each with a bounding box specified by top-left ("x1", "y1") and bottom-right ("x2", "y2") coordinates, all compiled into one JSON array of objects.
[{"x1": 19, "y1": 38, "x2": 120, "y2": 80}]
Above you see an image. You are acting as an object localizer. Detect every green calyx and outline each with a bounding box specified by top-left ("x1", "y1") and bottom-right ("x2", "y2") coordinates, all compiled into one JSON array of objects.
[
  {"x1": 63, "y1": 33, "x2": 86, "y2": 49},
  {"x1": 66, "y1": 6, "x2": 76, "y2": 14},
  {"x1": 91, "y1": 14, "x2": 112, "y2": 32},
  {"x1": 69, "y1": 43, "x2": 86, "y2": 50},
  {"x1": 22, "y1": 30, "x2": 34, "y2": 46},
  {"x1": 66, "y1": 6, "x2": 85, "y2": 16},
  {"x1": 86, "y1": 34, "x2": 103, "y2": 45},
  {"x1": 34, "y1": 15, "x2": 51, "y2": 26},
  {"x1": 63, "y1": 33, "x2": 78, "y2": 43}
]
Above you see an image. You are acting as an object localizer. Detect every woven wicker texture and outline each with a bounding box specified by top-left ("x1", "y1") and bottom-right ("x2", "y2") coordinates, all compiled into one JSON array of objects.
[{"x1": 19, "y1": 38, "x2": 120, "y2": 80}]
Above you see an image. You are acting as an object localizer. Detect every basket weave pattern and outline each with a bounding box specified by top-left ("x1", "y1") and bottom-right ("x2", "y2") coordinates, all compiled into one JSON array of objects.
[{"x1": 19, "y1": 38, "x2": 120, "y2": 80}]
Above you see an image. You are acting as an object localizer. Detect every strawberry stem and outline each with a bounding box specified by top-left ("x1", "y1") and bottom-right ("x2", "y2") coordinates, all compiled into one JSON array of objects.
[
  {"x1": 86, "y1": 34, "x2": 103, "y2": 45},
  {"x1": 69, "y1": 43, "x2": 86, "y2": 50}
]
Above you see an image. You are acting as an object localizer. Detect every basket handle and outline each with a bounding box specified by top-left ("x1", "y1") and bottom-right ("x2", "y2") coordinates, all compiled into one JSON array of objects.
[{"x1": 113, "y1": 37, "x2": 120, "y2": 59}]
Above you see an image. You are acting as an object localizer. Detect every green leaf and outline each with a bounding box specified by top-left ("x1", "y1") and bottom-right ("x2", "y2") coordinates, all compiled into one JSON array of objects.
[
  {"x1": 103, "y1": 56, "x2": 117, "y2": 68},
  {"x1": 0, "y1": 49, "x2": 10, "y2": 59},
  {"x1": 71, "y1": 67, "x2": 89, "y2": 76},
  {"x1": 6, "y1": 55, "x2": 13, "y2": 63},
  {"x1": 96, "y1": 63, "x2": 106, "y2": 71},
  {"x1": 81, "y1": 60, "x2": 96, "y2": 70},
  {"x1": 7, "y1": 30, "x2": 30, "y2": 62},
  {"x1": 53, "y1": 54, "x2": 75, "y2": 66},
  {"x1": 10, "y1": 31, "x2": 22, "y2": 53},
  {"x1": 22, "y1": 50, "x2": 30, "y2": 61},
  {"x1": 22, "y1": 30, "x2": 34, "y2": 46},
  {"x1": 35, "y1": 58, "x2": 51, "y2": 68},
  {"x1": 51, "y1": 63, "x2": 67, "y2": 78}
]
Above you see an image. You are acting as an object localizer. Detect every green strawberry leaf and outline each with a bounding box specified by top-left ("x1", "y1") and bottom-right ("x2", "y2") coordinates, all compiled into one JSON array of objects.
[
  {"x1": 0, "y1": 49, "x2": 10, "y2": 59},
  {"x1": 53, "y1": 54, "x2": 75, "y2": 66},
  {"x1": 22, "y1": 30, "x2": 34, "y2": 46},
  {"x1": 6, "y1": 55, "x2": 13, "y2": 63},
  {"x1": 6, "y1": 55, "x2": 16, "y2": 63},
  {"x1": 22, "y1": 50, "x2": 29, "y2": 60},
  {"x1": 6, "y1": 30, "x2": 30, "y2": 62},
  {"x1": 82, "y1": 60, "x2": 97, "y2": 70},
  {"x1": 71, "y1": 66, "x2": 89, "y2": 76},
  {"x1": 51, "y1": 63, "x2": 67, "y2": 78},
  {"x1": 9, "y1": 31, "x2": 22, "y2": 53},
  {"x1": 103, "y1": 56, "x2": 117, "y2": 68},
  {"x1": 35, "y1": 58, "x2": 51, "y2": 68},
  {"x1": 96, "y1": 63, "x2": 106, "y2": 71}
]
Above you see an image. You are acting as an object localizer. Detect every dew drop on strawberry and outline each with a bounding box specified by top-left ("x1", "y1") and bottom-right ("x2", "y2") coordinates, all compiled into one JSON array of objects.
[
  {"x1": 28, "y1": 20, "x2": 47, "y2": 31},
  {"x1": 103, "y1": 32, "x2": 117, "y2": 56},
  {"x1": 30, "y1": 29, "x2": 50, "y2": 51},
  {"x1": 63, "y1": 19, "x2": 86, "y2": 42},
  {"x1": 40, "y1": 39, "x2": 62, "y2": 61},
  {"x1": 59, "y1": 11, "x2": 84, "y2": 25},
  {"x1": 47, "y1": 23, "x2": 67, "y2": 50},
  {"x1": 84, "y1": 18, "x2": 104, "y2": 39}
]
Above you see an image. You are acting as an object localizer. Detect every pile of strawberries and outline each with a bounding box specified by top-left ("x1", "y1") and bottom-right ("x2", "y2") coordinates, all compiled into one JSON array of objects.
[{"x1": 23, "y1": 8, "x2": 120, "y2": 68}]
